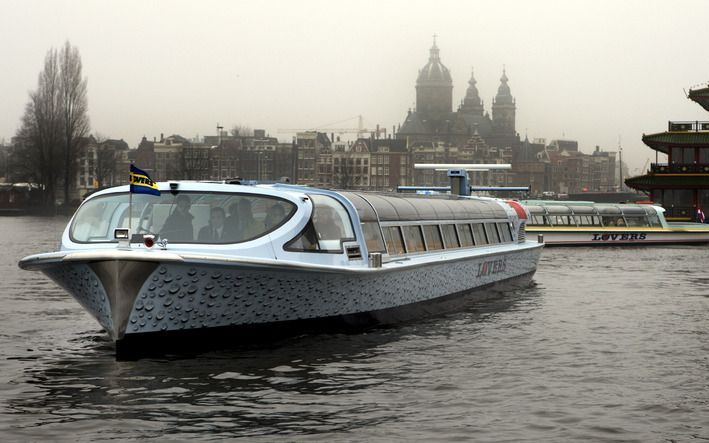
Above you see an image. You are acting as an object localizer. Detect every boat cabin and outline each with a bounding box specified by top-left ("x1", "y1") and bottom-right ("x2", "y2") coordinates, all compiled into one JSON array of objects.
[
  {"x1": 65, "y1": 183, "x2": 523, "y2": 265},
  {"x1": 524, "y1": 202, "x2": 665, "y2": 228}
]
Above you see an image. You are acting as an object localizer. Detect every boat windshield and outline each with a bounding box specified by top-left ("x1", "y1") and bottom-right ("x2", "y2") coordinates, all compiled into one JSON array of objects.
[{"x1": 70, "y1": 191, "x2": 296, "y2": 244}]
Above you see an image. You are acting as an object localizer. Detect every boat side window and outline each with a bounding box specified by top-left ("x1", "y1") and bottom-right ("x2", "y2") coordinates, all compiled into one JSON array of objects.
[
  {"x1": 528, "y1": 212, "x2": 544, "y2": 226},
  {"x1": 625, "y1": 216, "x2": 649, "y2": 227},
  {"x1": 402, "y1": 225, "x2": 426, "y2": 253},
  {"x1": 382, "y1": 226, "x2": 406, "y2": 255},
  {"x1": 485, "y1": 222, "x2": 501, "y2": 244},
  {"x1": 472, "y1": 223, "x2": 488, "y2": 246},
  {"x1": 441, "y1": 223, "x2": 460, "y2": 249},
  {"x1": 284, "y1": 220, "x2": 319, "y2": 251},
  {"x1": 286, "y1": 194, "x2": 355, "y2": 253},
  {"x1": 422, "y1": 224, "x2": 444, "y2": 251},
  {"x1": 647, "y1": 214, "x2": 661, "y2": 227},
  {"x1": 602, "y1": 216, "x2": 616, "y2": 227},
  {"x1": 553, "y1": 215, "x2": 571, "y2": 226},
  {"x1": 457, "y1": 223, "x2": 474, "y2": 247},
  {"x1": 577, "y1": 215, "x2": 599, "y2": 226},
  {"x1": 361, "y1": 222, "x2": 386, "y2": 253},
  {"x1": 497, "y1": 222, "x2": 512, "y2": 242}
]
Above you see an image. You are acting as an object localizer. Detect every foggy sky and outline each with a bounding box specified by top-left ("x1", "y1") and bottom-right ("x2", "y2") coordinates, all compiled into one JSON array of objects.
[{"x1": 2, "y1": 0, "x2": 709, "y2": 174}]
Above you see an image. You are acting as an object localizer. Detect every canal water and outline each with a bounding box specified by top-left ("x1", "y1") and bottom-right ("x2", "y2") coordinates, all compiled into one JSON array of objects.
[{"x1": 1, "y1": 216, "x2": 708, "y2": 442}]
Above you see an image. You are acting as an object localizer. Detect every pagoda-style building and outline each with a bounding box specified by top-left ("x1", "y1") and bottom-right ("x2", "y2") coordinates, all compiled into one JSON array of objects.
[{"x1": 626, "y1": 84, "x2": 709, "y2": 221}]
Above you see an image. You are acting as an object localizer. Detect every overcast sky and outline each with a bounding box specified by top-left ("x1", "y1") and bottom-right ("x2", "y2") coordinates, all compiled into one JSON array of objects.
[{"x1": 2, "y1": 0, "x2": 709, "y2": 173}]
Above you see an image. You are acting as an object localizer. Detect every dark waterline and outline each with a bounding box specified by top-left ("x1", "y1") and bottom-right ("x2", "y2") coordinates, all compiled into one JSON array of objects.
[{"x1": 1, "y1": 216, "x2": 708, "y2": 441}]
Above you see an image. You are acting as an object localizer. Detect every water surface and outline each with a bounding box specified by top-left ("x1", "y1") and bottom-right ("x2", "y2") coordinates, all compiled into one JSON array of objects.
[{"x1": 1, "y1": 216, "x2": 708, "y2": 441}]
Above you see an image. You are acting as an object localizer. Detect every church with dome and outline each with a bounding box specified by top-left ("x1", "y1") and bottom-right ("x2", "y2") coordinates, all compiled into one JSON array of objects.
[{"x1": 396, "y1": 38, "x2": 520, "y2": 153}]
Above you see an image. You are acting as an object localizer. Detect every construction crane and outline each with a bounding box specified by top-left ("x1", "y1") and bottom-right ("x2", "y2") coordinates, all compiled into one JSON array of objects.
[{"x1": 277, "y1": 115, "x2": 386, "y2": 139}]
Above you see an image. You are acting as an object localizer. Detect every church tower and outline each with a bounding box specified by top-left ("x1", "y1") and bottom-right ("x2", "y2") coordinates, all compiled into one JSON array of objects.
[
  {"x1": 459, "y1": 67, "x2": 484, "y2": 116},
  {"x1": 415, "y1": 37, "x2": 453, "y2": 115},
  {"x1": 491, "y1": 68, "x2": 516, "y2": 135}
]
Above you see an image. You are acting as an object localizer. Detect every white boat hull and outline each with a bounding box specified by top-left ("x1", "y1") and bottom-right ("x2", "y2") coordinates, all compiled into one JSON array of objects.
[
  {"x1": 24, "y1": 243, "x2": 542, "y2": 350},
  {"x1": 528, "y1": 228, "x2": 709, "y2": 245}
]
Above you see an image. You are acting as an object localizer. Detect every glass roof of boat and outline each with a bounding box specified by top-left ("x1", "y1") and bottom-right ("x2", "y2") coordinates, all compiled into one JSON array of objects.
[
  {"x1": 523, "y1": 201, "x2": 660, "y2": 216},
  {"x1": 339, "y1": 192, "x2": 508, "y2": 222}
]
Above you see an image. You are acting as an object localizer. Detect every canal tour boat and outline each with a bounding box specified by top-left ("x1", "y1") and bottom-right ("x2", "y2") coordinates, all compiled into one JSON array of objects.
[
  {"x1": 522, "y1": 200, "x2": 709, "y2": 245},
  {"x1": 19, "y1": 181, "x2": 543, "y2": 356}
]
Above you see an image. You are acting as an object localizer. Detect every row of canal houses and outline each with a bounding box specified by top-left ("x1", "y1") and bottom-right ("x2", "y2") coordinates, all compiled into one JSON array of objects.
[{"x1": 69, "y1": 129, "x2": 519, "y2": 201}]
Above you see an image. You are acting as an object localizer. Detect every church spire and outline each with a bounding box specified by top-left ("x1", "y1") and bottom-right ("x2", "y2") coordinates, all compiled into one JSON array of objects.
[
  {"x1": 460, "y1": 67, "x2": 484, "y2": 116},
  {"x1": 429, "y1": 34, "x2": 440, "y2": 62},
  {"x1": 495, "y1": 65, "x2": 513, "y2": 104},
  {"x1": 492, "y1": 66, "x2": 516, "y2": 135}
]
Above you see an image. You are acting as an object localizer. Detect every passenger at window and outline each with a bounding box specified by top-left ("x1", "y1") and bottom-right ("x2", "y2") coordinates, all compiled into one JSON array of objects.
[
  {"x1": 225, "y1": 201, "x2": 240, "y2": 228},
  {"x1": 264, "y1": 203, "x2": 286, "y2": 229},
  {"x1": 616, "y1": 217, "x2": 626, "y2": 226},
  {"x1": 198, "y1": 206, "x2": 227, "y2": 242},
  {"x1": 160, "y1": 195, "x2": 194, "y2": 241},
  {"x1": 234, "y1": 199, "x2": 262, "y2": 240}
]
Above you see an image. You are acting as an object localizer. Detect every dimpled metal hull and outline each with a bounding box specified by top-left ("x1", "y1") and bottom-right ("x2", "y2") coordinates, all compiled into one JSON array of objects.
[{"x1": 39, "y1": 245, "x2": 541, "y2": 346}]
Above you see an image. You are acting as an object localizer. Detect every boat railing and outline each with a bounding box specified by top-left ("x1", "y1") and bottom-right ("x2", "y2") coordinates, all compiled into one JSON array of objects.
[
  {"x1": 651, "y1": 163, "x2": 709, "y2": 173},
  {"x1": 668, "y1": 120, "x2": 709, "y2": 132}
]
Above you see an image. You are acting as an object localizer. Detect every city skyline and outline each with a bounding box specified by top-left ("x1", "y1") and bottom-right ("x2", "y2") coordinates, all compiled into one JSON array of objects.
[{"x1": 3, "y1": 0, "x2": 709, "y2": 174}]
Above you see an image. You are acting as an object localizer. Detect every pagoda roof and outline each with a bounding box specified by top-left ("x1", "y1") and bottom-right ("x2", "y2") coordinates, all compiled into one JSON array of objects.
[
  {"x1": 688, "y1": 85, "x2": 709, "y2": 112},
  {"x1": 625, "y1": 172, "x2": 709, "y2": 190},
  {"x1": 642, "y1": 131, "x2": 709, "y2": 153}
]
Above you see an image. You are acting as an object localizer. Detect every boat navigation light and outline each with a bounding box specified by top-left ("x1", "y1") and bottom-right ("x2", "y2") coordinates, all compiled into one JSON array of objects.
[{"x1": 143, "y1": 234, "x2": 156, "y2": 249}]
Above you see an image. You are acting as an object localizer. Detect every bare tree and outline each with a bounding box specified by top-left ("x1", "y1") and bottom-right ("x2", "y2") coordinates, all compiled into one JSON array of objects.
[
  {"x1": 16, "y1": 48, "x2": 63, "y2": 208},
  {"x1": 59, "y1": 41, "x2": 89, "y2": 206},
  {"x1": 230, "y1": 125, "x2": 253, "y2": 137},
  {"x1": 14, "y1": 42, "x2": 90, "y2": 210},
  {"x1": 92, "y1": 134, "x2": 117, "y2": 188},
  {"x1": 181, "y1": 143, "x2": 210, "y2": 180}
]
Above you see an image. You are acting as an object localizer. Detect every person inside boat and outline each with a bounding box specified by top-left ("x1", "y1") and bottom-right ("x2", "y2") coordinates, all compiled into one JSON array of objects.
[
  {"x1": 198, "y1": 206, "x2": 228, "y2": 242},
  {"x1": 160, "y1": 195, "x2": 194, "y2": 241},
  {"x1": 615, "y1": 217, "x2": 626, "y2": 226},
  {"x1": 231, "y1": 199, "x2": 262, "y2": 241},
  {"x1": 313, "y1": 206, "x2": 344, "y2": 240},
  {"x1": 264, "y1": 203, "x2": 286, "y2": 229},
  {"x1": 225, "y1": 201, "x2": 239, "y2": 227}
]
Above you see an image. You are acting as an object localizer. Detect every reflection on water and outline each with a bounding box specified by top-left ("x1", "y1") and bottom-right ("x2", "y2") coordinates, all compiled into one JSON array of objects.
[
  {"x1": 7, "y1": 291, "x2": 537, "y2": 440},
  {"x1": 2, "y1": 217, "x2": 709, "y2": 441}
]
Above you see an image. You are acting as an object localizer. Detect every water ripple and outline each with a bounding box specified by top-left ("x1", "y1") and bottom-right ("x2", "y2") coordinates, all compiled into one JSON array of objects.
[{"x1": 2, "y1": 219, "x2": 709, "y2": 440}]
